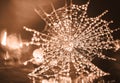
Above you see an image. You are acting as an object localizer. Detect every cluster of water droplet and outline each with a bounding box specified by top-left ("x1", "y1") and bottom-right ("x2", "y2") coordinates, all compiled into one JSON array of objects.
[{"x1": 23, "y1": 0, "x2": 119, "y2": 82}]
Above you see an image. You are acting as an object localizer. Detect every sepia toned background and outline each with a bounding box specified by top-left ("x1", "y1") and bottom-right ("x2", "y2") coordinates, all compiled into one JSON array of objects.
[{"x1": 0, "y1": 0, "x2": 120, "y2": 83}]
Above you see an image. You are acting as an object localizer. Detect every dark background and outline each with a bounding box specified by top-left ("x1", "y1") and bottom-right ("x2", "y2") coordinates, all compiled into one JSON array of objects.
[{"x1": 0, "y1": 0, "x2": 120, "y2": 83}]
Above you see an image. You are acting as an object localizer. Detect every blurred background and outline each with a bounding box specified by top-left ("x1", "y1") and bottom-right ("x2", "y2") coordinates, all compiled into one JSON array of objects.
[
  {"x1": 0, "y1": 0, "x2": 120, "y2": 83},
  {"x1": 0, "y1": 0, "x2": 120, "y2": 38}
]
